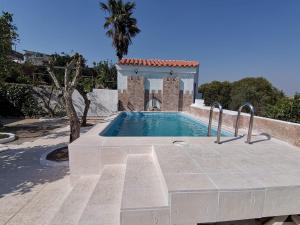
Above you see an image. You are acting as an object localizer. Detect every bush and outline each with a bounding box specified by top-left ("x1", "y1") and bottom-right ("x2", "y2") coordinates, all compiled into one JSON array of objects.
[
  {"x1": 0, "y1": 83, "x2": 47, "y2": 117},
  {"x1": 199, "y1": 81, "x2": 232, "y2": 108},
  {"x1": 265, "y1": 93, "x2": 300, "y2": 123},
  {"x1": 199, "y1": 77, "x2": 285, "y2": 117},
  {"x1": 229, "y1": 77, "x2": 284, "y2": 116}
]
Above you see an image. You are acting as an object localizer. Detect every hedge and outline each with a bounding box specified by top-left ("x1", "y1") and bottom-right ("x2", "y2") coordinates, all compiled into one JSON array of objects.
[{"x1": 0, "y1": 83, "x2": 47, "y2": 117}]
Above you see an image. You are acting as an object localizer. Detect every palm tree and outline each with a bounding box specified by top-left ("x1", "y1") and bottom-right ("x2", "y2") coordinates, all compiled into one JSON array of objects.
[{"x1": 100, "y1": 0, "x2": 140, "y2": 60}]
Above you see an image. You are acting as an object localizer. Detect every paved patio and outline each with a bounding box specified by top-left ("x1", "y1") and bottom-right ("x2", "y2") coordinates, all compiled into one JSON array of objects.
[
  {"x1": 2, "y1": 120, "x2": 300, "y2": 225},
  {"x1": 0, "y1": 126, "x2": 71, "y2": 225},
  {"x1": 69, "y1": 122, "x2": 300, "y2": 225}
]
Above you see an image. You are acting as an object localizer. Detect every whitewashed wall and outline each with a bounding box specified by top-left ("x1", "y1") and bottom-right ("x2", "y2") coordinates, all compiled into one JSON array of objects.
[
  {"x1": 116, "y1": 64, "x2": 198, "y2": 92},
  {"x1": 73, "y1": 89, "x2": 118, "y2": 117}
]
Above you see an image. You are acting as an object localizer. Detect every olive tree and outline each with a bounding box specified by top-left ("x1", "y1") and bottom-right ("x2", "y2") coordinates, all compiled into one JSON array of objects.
[{"x1": 46, "y1": 54, "x2": 83, "y2": 142}]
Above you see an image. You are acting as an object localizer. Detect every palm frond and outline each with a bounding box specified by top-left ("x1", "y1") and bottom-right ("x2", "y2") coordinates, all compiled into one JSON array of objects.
[
  {"x1": 100, "y1": 0, "x2": 140, "y2": 60},
  {"x1": 100, "y1": 2, "x2": 109, "y2": 12}
]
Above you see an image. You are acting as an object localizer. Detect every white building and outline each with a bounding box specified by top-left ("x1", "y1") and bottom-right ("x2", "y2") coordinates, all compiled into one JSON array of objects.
[{"x1": 116, "y1": 58, "x2": 199, "y2": 111}]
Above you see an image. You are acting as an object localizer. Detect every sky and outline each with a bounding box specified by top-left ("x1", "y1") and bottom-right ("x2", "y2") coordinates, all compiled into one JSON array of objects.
[{"x1": 1, "y1": 0, "x2": 300, "y2": 95}]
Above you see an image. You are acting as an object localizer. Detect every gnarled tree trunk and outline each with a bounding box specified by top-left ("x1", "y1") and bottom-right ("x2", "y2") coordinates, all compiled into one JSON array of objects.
[
  {"x1": 76, "y1": 86, "x2": 91, "y2": 127},
  {"x1": 64, "y1": 91, "x2": 80, "y2": 142}
]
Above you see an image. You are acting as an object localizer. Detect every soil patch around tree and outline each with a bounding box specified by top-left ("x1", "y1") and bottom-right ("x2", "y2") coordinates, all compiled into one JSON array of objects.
[{"x1": 46, "y1": 146, "x2": 69, "y2": 161}]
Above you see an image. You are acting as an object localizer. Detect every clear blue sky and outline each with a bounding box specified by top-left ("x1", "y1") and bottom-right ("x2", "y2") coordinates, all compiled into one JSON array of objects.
[{"x1": 1, "y1": 0, "x2": 300, "y2": 95}]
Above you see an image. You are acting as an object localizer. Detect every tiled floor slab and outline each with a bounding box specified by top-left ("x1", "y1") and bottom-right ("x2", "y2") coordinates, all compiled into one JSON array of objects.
[
  {"x1": 170, "y1": 191, "x2": 218, "y2": 224},
  {"x1": 217, "y1": 190, "x2": 265, "y2": 221},
  {"x1": 121, "y1": 207, "x2": 170, "y2": 225}
]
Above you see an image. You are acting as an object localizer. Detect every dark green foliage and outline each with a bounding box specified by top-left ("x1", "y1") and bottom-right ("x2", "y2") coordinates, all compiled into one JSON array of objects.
[
  {"x1": 229, "y1": 77, "x2": 284, "y2": 115},
  {"x1": 265, "y1": 93, "x2": 300, "y2": 123},
  {"x1": 201, "y1": 77, "x2": 300, "y2": 123},
  {"x1": 0, "y1": 83, "x2": 46, "y2": 117},
  {"x1": 94, "y1": 60, "x2": 117, "y2": 89},
  {"x1": 0, "y1": 11, "x2": 19, "y2": 79},
  {"x1": 100, "y1": 0, "x2": 140, "y2": 60},
  {"x1": 199, "y1": 81, "x2": 232, "y2": 108}
]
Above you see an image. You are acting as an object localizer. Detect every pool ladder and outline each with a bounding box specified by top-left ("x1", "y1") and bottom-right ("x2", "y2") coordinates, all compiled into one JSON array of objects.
[
  {"x1": 207, "y1": 102, "x2": 223, "y2": 144},
  {"x1": 207, "y1": 102, "x2": 255, "y2": 144},
  {"x1": 235, "y1": 102, "x2": 255, "y2": 144}
]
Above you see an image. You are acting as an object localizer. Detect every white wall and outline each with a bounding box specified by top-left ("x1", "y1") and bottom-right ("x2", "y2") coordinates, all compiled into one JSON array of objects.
[
  {"x1": 73, "y1": 89, "x2": 118, "y2": 117},
  {"x1": 117, "y1": 64, "x2": 198, "y2": 93}
]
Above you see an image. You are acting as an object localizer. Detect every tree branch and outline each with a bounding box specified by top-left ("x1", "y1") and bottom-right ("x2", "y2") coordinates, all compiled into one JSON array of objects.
[
  {"x1": 71, "y1": 56, "x2": 82, "y2": 87},
  {"x1": 46, "y1": 65, "x2": 61, "y2": 89},
  {"x1": 64, "y1": 57, "x2": 77, "y2": 90}
]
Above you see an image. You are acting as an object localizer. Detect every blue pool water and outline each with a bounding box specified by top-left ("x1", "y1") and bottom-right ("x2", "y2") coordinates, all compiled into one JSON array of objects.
[{"x1": 100, "y1": 112, "x2": 231, "y2": 137}]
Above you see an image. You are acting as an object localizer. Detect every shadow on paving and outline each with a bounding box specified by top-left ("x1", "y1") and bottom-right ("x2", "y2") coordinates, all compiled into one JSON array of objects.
[
  {"x1": 0, "y1": 143, "x2": 69, "y2": 198},
  {"x1": 0, "y1": 118, "x2": 69, "y2": 144}
]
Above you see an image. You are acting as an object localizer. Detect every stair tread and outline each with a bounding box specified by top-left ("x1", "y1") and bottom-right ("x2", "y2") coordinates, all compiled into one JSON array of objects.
[
  {"x1": 48, "y1": 175, "x2": 99, "y2": 225},
  {"x1": 121, "y1": 154, "x2": 168, "y2": 210},
  {"x1": 5, "y1": 176, "x2": 71, "y2": 225},
  {"x1": 78, "y1": 165, "x2": 126, "y2": 225}
]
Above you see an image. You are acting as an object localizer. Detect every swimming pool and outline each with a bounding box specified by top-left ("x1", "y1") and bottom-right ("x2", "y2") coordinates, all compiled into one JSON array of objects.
[{"x1": 100, "y1": 112, "x2": 231, "y2": 137}]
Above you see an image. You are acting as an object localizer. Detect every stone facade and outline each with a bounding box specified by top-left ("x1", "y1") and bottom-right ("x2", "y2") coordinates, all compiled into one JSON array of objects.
[
  {"x1": 118, "y1": 76, "x2": 194, "y2": 112},
  {"x1": 118, "y1": 90, "x2": 129, "y2": 111},
  {"x1": 182, "y1": 91, "x2": 193, "y2": 111},
  {"x1": 162, "y1": 77, "x2": 180, "y2": 111},
  {"x1": 127, "y1": 76, "x2": 145, "y2": 111}
]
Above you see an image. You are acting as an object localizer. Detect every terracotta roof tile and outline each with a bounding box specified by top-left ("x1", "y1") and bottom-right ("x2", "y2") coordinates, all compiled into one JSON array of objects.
[{"x1": 118, "y1": 58, "x2": 199, "y2": 68}]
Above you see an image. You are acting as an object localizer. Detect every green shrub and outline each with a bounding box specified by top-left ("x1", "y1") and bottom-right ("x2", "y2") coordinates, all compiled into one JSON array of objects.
[
  {"x1": 265, "y1": 93, "x2": 300, "y2": 123},
  {"x1": 229, "y1": 77, "x2": 284, "y2": 116},
  {"x1": 199, "y1": 77, "x2": 285, "y2": 117},
  {"x1": 199, "y1": 81, "x2": 232, "y2": 108},
  {"x1": 0, "y1": 83, "x2": 46, "y2": 117}
]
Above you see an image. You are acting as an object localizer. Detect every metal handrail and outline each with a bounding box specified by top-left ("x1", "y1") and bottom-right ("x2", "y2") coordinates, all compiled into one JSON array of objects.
[
  {"x1": 235, "y1": 102, "x2": 255, "y2": 144},
  {"x1": 207, "y1": 101, "x2": 223, "y2": 144}
]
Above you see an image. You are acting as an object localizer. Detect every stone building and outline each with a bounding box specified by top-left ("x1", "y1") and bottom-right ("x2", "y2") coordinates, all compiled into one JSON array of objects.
[{"x1": 116, "y1": 58, "x2": 199, "y2": 111}]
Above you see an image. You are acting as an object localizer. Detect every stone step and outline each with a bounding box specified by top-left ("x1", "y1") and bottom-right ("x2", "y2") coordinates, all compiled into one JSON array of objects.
[
  {"x1": 78, "y1": 165, "x2": 126, "y2": 225},
  {"x1": 5, "y1": 176, "x2": 71, "y2": 225},
  {"x1": 120, "y1": 154, "x2": 169, "y2": 225},
  {"x1": 48, "y1": 175, "x2": 99, "y2": 225}
]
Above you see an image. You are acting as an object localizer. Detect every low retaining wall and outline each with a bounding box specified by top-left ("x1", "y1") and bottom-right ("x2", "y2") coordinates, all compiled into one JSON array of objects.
[
  {"x1": 73, "y1": 89, "x2": 118, "y2": 117},
  {"x1": 190, "y1": 104, "x2": 300, "y2": 147}
]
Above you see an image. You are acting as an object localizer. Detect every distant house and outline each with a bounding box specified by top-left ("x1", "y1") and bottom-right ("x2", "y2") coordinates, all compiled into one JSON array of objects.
[
  {"x1": 9, "y1": 50, "x2": 24, "y2": 64},
  {"x1": 24, "y1": 50, "x2": 50, "y2": 66},
  {"x1": 116, "y1": 58, "x2": 199, "y2": 111}
]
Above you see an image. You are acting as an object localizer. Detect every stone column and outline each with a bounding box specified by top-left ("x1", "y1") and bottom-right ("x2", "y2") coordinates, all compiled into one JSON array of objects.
[
  {"x1": 127, "y1": 76, "x2": 145, "y2": 111},
  {"x1": 162, "y1": 77, "x2": 179, "y2": 111},
  {"x1": 182, "y1": 90, "x2": 193, "y2": 111},
  {"x1": 118, "y1": 90, "x2": 128, "y2": 111}
]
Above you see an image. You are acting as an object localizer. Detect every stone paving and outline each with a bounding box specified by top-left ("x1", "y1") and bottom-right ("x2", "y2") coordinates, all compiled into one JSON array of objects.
[
  {"x1": 0, "y1": 126, "x2": 71, "y2": 225},
  {"x1": 2, "y1": 117, "x2": 300, "y2": 225},
  {"x1": 69, "y1": 120, "x2": 300, "y2": 225}
]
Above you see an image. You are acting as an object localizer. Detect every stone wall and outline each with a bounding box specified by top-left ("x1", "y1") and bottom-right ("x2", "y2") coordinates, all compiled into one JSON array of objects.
[
  {"x1": 183, "y1": 91, "x2": 193, "y2": 111},
  {"x1": 118, "y1": 90, "x2": 129, "y2": 111},
  {"x1": 162, "y1": 77, "x2": 179, "y2": 111},
  {"x1": 190, "y1": 104, "x2": 300, "y2": 147},
  {"x1": 73, "y1": 89, "x2": 118, "y2": 117},
  {"x1": 118, "y1": 76, "x2": 194, "y2": 112},
  {"x1": 127, "y1": 76, "x2": 145, "y2": 111}
]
